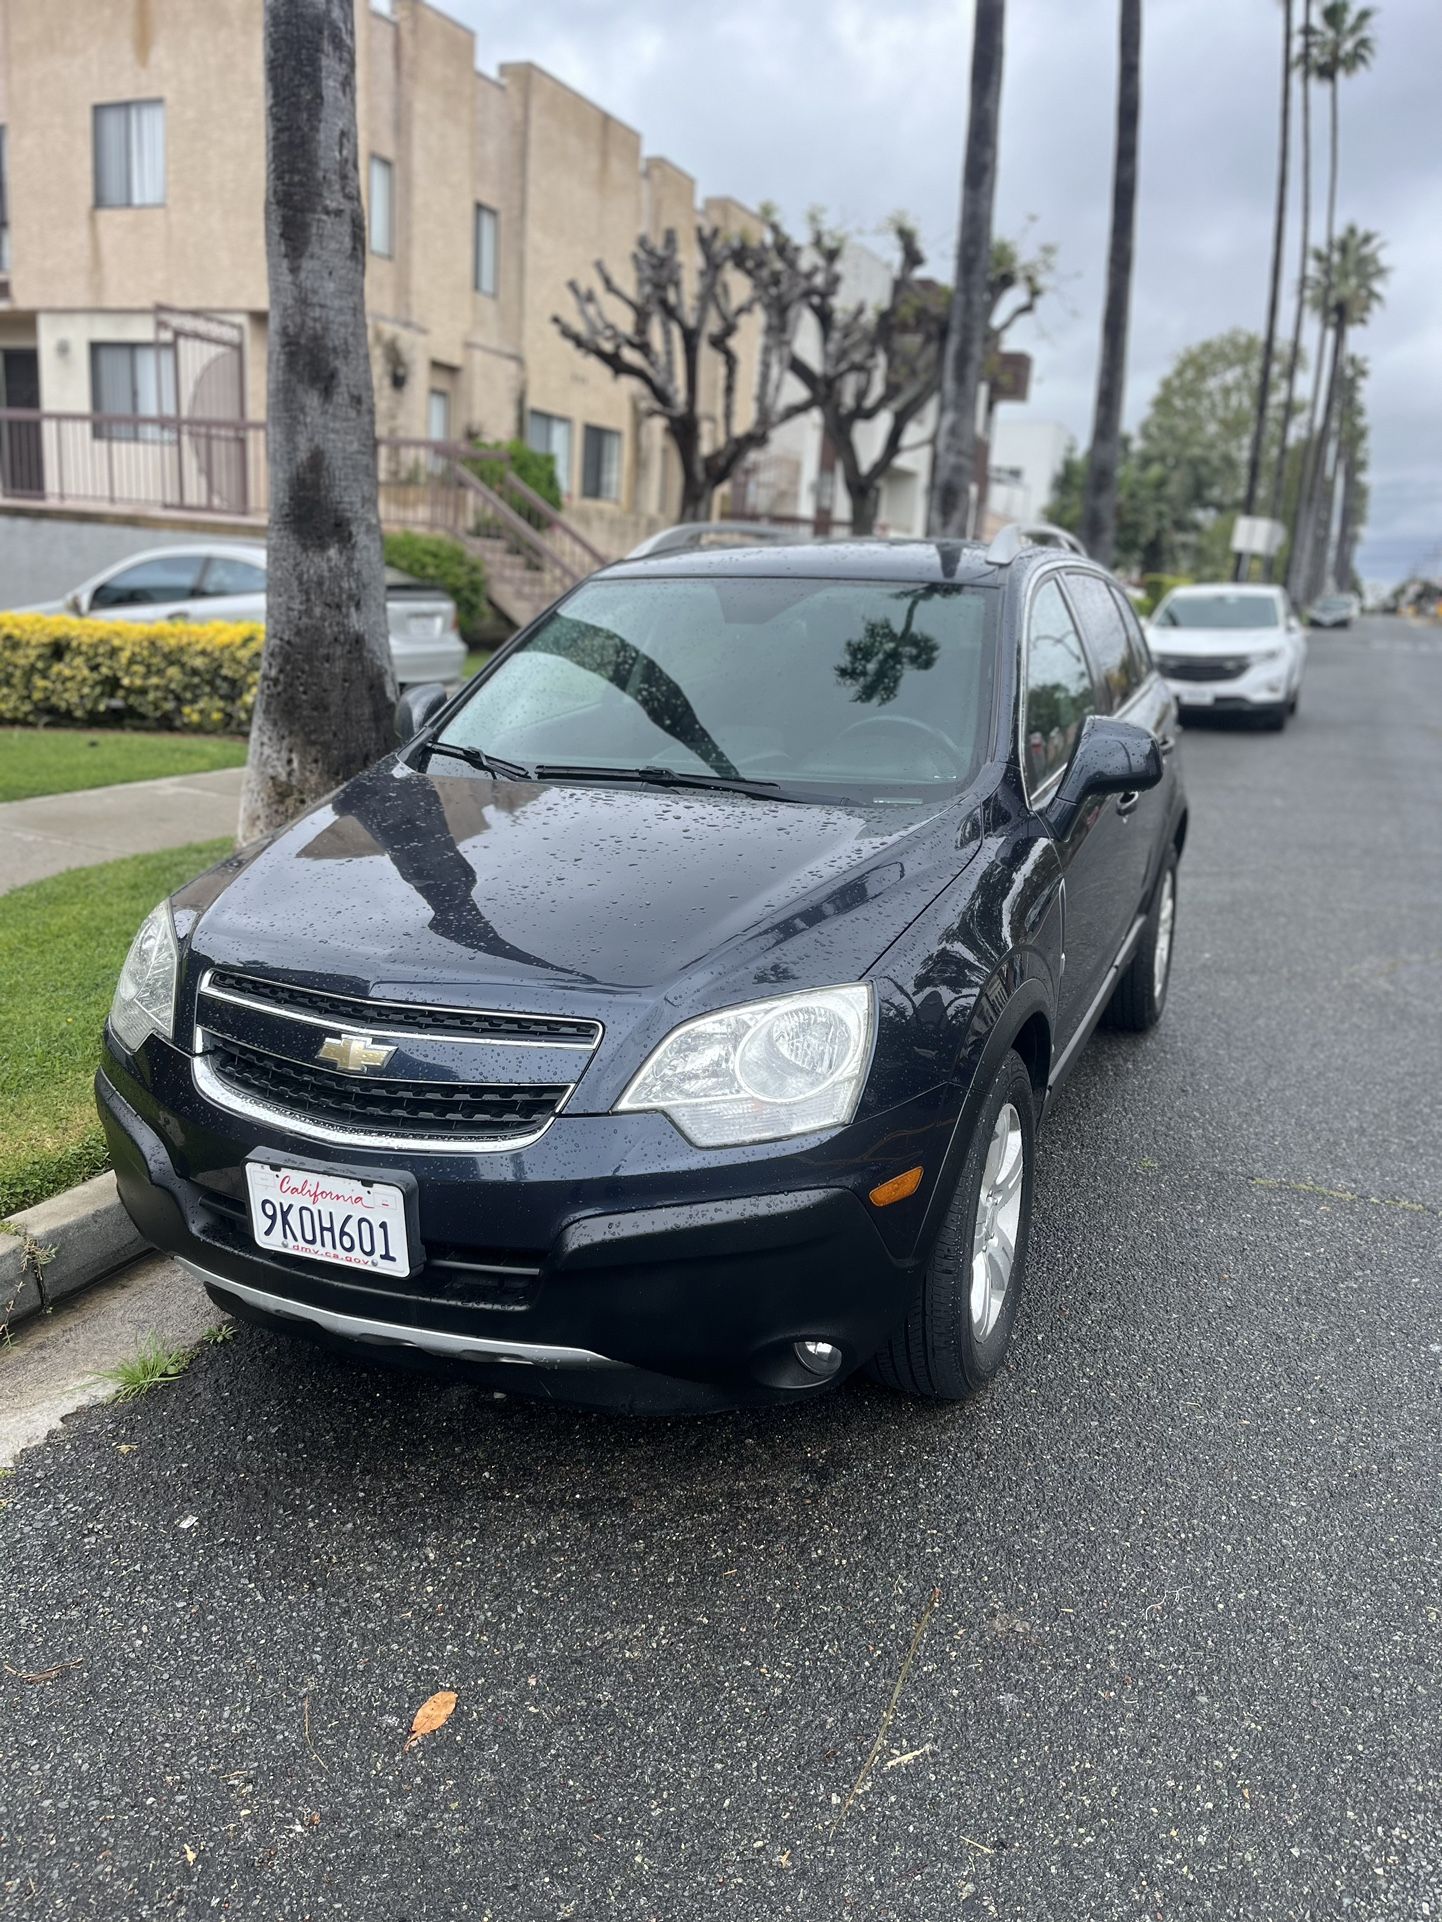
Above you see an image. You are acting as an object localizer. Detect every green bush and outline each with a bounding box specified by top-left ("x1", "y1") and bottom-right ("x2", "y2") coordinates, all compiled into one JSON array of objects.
[
  {"x1": 466, "y1": 437, "x2": 563, "y2": 524},
  {"x1": 1138, "y1": 573, "x2": 1194, "y2": 618},
  {"x1": 382, "y1": 531, "x2": 490, "y2": 643},
  {"x1": 0, "y1": 614, "x2": 262, "y2": 732}
]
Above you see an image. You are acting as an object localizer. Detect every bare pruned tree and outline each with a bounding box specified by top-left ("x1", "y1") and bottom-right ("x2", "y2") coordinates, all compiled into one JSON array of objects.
[
  {"x1": 768, "y1": 218, "x2": 947, "y2": 537},
  {"x1": 554, "y1": 225, "x2": 818, "y2": 522}
]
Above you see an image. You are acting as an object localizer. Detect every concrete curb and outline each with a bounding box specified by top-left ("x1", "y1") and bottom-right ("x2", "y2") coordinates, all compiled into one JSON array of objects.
[{"x1": 1, "y1": 1172, "x2": 148, "y2": 1337}]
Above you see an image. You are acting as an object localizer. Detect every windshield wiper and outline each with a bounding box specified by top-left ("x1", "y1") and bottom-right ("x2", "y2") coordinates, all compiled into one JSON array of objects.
[
  {"x1": 531, "y1": 762, "x2": 790, "y2": 800},
  {"x1": 421, "y1": 740, "x2": 532, "y2": 780}
]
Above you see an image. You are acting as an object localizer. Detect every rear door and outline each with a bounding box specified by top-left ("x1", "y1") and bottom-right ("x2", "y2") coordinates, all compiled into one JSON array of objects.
[
  {"x1": 195, "y1": 552, "x2": 269, "y2": 623},
  {"x1": 1062, "y1": 569, "x2": 1172, "y2": 919}
]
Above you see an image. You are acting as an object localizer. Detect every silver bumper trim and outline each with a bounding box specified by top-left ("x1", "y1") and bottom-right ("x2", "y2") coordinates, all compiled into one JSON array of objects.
[{"x1": 182, "y1": 1262, "x2": 623, "y2": 1370}]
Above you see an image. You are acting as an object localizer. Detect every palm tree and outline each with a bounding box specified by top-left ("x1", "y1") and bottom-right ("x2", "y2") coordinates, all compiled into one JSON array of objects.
[
  {"x1": 1265, "y1": 0, "x2": 1313, "y2": 577},
  {"x1": 1235, "y1": 0, "x2": 1293, "y2": 582},
  {"x1": 1080, "y1": 0, "x2": 1142, "y2": 570},
  {"x1": 239, "y1": 0, "x2": 396, "y2": 843},
  {"x1": 1297, "y1": 226, "x2": 1386, "y2": 599},
  {"x1": 928, "y1": 0, "x2": 1006, "y2": 538},
  {"x1": 1286, "y1": 0, "x2": 1376, "y2": 598}
]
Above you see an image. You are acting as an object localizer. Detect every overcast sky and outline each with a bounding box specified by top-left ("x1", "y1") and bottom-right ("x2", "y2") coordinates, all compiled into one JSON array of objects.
[{"x1": 450, "y1": 0, "x2": 1439, "y2": 584}]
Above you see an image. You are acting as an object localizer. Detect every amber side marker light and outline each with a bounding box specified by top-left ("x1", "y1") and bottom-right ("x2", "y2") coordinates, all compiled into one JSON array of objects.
[{"x1": 869, "y1": 1165, "x2": 924, "y2": 1208}]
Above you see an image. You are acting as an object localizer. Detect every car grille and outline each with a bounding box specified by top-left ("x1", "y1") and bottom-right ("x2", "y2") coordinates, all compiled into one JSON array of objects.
[
  {"x1": 204, "y1": 967, "x2": 600, "y2": 1046},
  {"x1": 1155, "y1": 654, "x2": 1251, "y2": 683},
  {"x1": 205, "y1": 1033, "x2": 568, "y2": 1142}
]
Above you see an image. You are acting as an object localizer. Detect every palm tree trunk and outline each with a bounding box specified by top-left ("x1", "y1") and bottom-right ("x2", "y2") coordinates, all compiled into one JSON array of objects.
[
  {"x1": 1266, "y1": 0, "x2": 1310, "y2": 580},
  {"x1": 928, "y1": 0, "x2": 1005, "y2": 538},
  {"x1": 1288, "y1": 71, "x2": 1339, "y2": 600},
  {"x1": 239, "y1": 0, "x2": 395, "y2": 843},
  {"x1": 1303, "y1": 315, "x2": 1346, "y2": 601},
  {"x1": 1235, "y1": 0, "x2": 1291, "y2": 582},
  {"x1": 1080, "y1": 0, "x2": 1142, "y2": 570}
]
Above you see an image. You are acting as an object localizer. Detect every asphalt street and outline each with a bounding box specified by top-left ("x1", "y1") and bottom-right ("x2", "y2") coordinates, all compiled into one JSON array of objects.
[{"x1": 2, "y1": 616, "x2": 1439, "y2": 1920}]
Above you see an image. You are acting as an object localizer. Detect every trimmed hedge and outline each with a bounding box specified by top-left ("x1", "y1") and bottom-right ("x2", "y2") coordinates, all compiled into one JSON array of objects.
[
  {"x1": 0, "y1": 613, "x2": 262, "y2": 733},
  {"x1": 382, "y1": 531, "x2": 490, "y2": 643}
]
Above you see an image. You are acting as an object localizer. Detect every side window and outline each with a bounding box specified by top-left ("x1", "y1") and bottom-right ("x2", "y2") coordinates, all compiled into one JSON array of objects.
[
  {"x1": 1107, "y1": 582, "x2": 1154, "y2": 684},
  {"x1": 1024, "y1": 578, "x2": 1098, "y2": 791},
  {"x1": 200, "y1": 556, "x2": 267, "y2": 597},
  {"x1": 1065, "y1": 571, "x2": 1142, "y2": 711},
  {"x1": 89, "y1": 554, "x2": 206, "y2": 609}
]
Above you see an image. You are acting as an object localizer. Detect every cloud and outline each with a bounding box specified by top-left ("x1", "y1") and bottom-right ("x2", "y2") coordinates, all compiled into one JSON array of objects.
[{"x1": 450, "y1": 0, "x2": 1437, "y2": 580}]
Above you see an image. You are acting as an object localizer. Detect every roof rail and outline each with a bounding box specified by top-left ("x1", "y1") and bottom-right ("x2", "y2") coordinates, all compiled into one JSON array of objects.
[{"x1": 985, "y1": 521, "x2": 1089, "y2": 565}]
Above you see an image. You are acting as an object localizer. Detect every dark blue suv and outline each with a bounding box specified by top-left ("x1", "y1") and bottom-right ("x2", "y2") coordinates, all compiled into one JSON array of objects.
[{"x1": 98, "y1": 536, "x2": 1185, "y2": 1413}]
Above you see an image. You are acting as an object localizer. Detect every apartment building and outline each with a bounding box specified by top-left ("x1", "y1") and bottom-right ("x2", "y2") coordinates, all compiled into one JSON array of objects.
[{"x1": 0, "y1": 0, "x2": 771, "y2": 549}]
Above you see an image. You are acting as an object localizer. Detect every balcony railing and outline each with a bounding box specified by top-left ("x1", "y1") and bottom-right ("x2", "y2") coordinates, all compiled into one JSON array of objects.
[{"x1": 0, "y1": 411, "x2": 606, "y2": 606}]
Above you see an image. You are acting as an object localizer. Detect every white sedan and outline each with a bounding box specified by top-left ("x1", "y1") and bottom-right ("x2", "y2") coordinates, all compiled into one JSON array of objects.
[
  {"x1": 1145, "y1": 583, "x2": 1306, "y2": 731},
  {"x1": 22, "y1": 542, "x2": 466, "y2": 689}
]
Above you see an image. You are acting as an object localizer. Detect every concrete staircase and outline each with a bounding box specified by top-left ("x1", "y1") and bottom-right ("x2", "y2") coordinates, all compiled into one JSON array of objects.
[{"x1": 381, "y1": 455, "x2": 612, "y2": 632}]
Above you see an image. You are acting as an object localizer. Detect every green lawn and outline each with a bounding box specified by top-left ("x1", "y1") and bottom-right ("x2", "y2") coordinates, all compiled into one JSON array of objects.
[
  {"x1": 463, "y1": 648, "x2": 492, "y2": 683},
  {"x1": 0, "y1": 729, "x2": 248, "y2": 805},
  {"x1": 0, "y1": 839, "x2": 231, "y2": 1219}
]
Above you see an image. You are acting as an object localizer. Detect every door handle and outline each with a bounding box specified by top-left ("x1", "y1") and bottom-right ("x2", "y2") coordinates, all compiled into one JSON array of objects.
[
  {"x1": 1116, "y1": 790, "x2": 1140, "y2": 816},
  {"x1": 1157, "y1": 733, "x2": 1176, "y2": 756}
]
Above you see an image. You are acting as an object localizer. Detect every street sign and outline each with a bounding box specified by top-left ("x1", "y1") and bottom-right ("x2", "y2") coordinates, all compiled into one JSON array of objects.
[{"x1": 1231, "y1": 515, "x2": 1285, "y2": 558}]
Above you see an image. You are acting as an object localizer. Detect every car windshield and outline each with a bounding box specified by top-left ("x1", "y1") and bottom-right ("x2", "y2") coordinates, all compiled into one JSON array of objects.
[
  {"x1": 1158, "y1": 592, "x2": 1280, "y2": 630},
  {"x1": 436, "y1": 575, "x2": 998, "y2": 799}
]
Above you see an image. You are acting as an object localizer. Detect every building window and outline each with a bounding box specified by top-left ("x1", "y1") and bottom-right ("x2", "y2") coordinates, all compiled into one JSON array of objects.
[
  {"x1": 369, "y1": 155, "x2": 394, "y2": 258},
  {"x1": 474, "y1": 203, "x2": 498, "y2": 297},
  {"x1": 0, "y1": 127, "x2": 9, "y2": 272},
  {"x1": 90, "y1": 341, "x2": 178, "y2": 441},
  {"x1": 526, "y1": 409, "x2": 572, "y2": 497},
  {"x1": 93, "y1": 101, "x2": 165, "y2": 208},
  {"x1": 581, "y1": 425, "x2": 621, "y2": 502}
]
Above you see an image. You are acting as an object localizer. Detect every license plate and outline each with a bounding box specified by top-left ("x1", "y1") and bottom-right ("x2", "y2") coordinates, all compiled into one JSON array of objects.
[
  {"x1": 1177, "y1": 685, "x2": 1214, "y2": 705},
  {"x1": 245, "y1": 1164, "x2": 410, "y2": 1275},
  {"x1": 408, "y1": 613, "x2": 443, "y2": 637}
]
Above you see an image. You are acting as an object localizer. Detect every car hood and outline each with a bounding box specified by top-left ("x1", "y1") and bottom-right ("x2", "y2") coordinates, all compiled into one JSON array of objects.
[
  {"x1": 1147, "y1": 625, "x2": 1286, "y2": 658},
  {"x1": 184, "y1": 760, "x2": 969, "y2": 1011}
]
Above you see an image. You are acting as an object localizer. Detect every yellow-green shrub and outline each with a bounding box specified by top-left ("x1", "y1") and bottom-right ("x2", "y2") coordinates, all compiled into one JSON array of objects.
[{"x1": 0, "y1": 613, "x2": 263, "y2": 733}]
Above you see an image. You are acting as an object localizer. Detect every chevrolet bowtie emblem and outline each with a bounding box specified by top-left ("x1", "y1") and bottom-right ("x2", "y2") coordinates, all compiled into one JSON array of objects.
[{"x1": 316, "y1": 1032, "x2": 396, "y2": 1075}]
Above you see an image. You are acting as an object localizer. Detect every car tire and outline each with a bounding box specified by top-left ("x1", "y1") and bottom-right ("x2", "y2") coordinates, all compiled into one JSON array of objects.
[
  {"x1": 1104, "y1": 850, "x2": 1178, "y2": 1034},
  {"x1": 866, "y1": 1050, "x2": 1035, "y2": 1402}
]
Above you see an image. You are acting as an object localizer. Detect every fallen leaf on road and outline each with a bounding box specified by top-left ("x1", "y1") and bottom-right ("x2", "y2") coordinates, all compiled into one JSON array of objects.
[
  {"x1": 404, "y1": 1689, "x2": 458, "y2": 1751},
  {"x1": 183, "y1": 1845, "x2": 197, "y2": 1866}
]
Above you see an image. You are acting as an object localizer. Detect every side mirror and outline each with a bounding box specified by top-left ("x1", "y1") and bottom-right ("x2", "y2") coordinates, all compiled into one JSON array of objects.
[
  {"x1": 1046, "y1": 715, "x2": 1163, "y2": 837},
  {"x1": 64, "y1": 590, "x2": 84, "y2": 615},
  {"x1": 394, "y1": 681, "x2": 449, "y2": 743}
]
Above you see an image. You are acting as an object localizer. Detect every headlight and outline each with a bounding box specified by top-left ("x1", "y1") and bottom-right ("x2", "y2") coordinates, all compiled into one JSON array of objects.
[
  {"x1": 616, "y1": 984, "x2": 875, "y2": 1147},
  {"x1": 1251, "y1": 645, "x2": 1287, "y2": 665},
  {"x1": 108, "y1": 901, "x2": 179, "y2": 1053}
]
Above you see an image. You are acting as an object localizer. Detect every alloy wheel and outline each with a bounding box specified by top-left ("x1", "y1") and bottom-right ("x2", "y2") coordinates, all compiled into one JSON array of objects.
[{"x1": 970, "y1": 1102, "x2": 1024, "y2": 1341}]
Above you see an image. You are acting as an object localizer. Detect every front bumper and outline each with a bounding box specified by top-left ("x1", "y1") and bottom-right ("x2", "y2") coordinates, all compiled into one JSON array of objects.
[
  {"x1": 1160, "y1": 655, "x2": 1294, "y2": 712},
  {"x1": 98, "y1": 1037, "x2": 940, "y2": 1413}
]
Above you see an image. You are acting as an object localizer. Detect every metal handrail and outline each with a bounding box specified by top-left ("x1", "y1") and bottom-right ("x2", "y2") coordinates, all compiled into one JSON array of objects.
[{"x1": 447, "y1": 461, "x2": 583, "y2": 590}]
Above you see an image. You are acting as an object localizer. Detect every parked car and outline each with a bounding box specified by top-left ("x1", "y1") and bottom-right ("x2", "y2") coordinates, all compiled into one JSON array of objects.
[
  {"x1": 1306, "y1": 592, "x2": 1358, "y2": 629},
  {"x1": 20, "y1": 542, "x2": 466, "y2": 688},
  {"x1": 98, "y1": 535, "x2": 1186, "y2": 1414},
  {"x1": 1145, "y1": 582, "x2": 1306, "y2": 729}
]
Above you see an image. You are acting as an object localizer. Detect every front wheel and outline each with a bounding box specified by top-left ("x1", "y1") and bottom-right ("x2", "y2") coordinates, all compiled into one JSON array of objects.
[
  {"x1": 1105, "y1": 851, "x2": 1178, "y2": 1033},
  {"x1": 867, "y1": 1050, "x2": 1036, "y2": 1402}
]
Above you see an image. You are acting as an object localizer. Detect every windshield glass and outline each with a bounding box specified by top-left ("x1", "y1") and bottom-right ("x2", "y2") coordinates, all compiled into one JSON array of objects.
[
  {"x1": 1158, "y1": 592, "x2": 1280, "y2": 630},
  {"x1": 437, "y1": 575, "x2": 998, "y2": 799}
]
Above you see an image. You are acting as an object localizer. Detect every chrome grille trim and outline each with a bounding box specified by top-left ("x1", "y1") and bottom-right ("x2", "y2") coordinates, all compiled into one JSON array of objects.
[
  {"x1": 197, "y1": 968, "x2": 602, "y2": 1051},
  {"x1": 193, "y1": 1039, "x2": 571, "y2": 1154}
]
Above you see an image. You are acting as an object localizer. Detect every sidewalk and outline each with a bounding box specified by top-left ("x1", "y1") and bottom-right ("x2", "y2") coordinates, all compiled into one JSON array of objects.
[{"x1": 0, "y1": 767, "x2": 243, "y2": 894}]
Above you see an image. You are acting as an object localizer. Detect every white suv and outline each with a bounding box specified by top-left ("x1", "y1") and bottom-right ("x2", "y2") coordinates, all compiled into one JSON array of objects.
[{"x1": 1145, "y1": 583, "x2": 1306, "y2": 731}]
